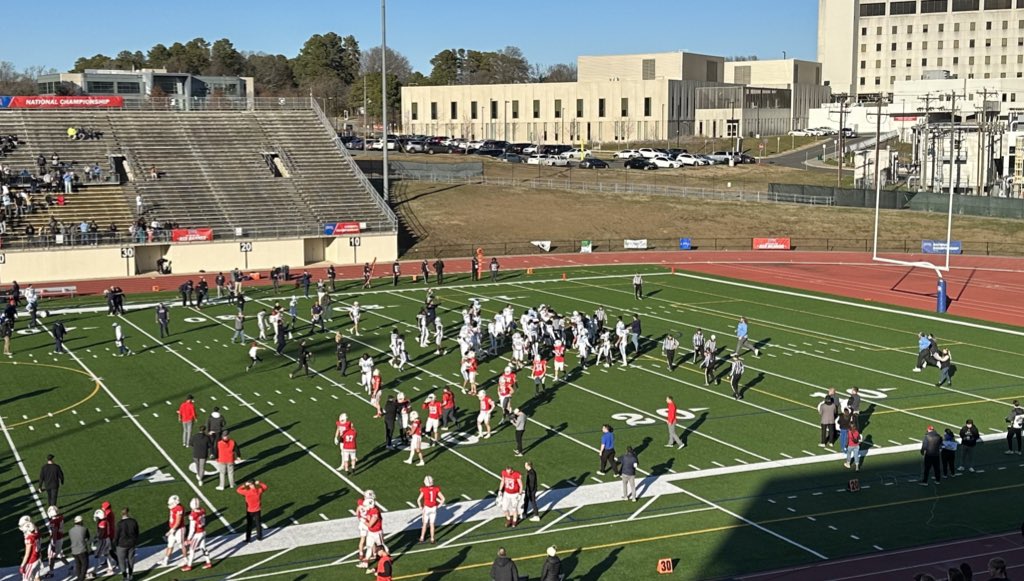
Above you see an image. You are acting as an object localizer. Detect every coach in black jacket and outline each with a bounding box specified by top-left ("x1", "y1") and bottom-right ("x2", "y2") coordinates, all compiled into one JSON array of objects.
[
  {"x1": 39, "y1": 454, "x2": 64, "y2": 506},
  {"x1": 523, "y1": 462, "x2": 540, "y2": 522},
  {"x1": 920, "y1": 426, "x2": 943, "y2": 484},
  {"x1": 114, "y1": 507, "x2": 139, "y2": 580}
]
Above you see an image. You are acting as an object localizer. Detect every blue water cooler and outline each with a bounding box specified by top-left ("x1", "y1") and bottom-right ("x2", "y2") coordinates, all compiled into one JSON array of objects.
[{"x1": 936, "y1": 279, "x2": 948, "y2": 313}]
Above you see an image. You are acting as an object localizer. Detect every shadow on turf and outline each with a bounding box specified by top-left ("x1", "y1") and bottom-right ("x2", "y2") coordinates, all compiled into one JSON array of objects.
[{"x1": 0, "y1": 387, "x2": 57, "y2": 407}]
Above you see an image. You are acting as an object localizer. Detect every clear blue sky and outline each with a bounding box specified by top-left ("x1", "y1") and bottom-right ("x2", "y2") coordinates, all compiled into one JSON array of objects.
[{"x1": 4, "y1": 0, "x2": 819, "y2": 74}]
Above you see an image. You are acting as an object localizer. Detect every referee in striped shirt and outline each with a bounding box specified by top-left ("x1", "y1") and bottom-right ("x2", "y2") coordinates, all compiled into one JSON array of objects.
[{"x1": 729, "y1": 354, "x2": 745, "y2": 400}]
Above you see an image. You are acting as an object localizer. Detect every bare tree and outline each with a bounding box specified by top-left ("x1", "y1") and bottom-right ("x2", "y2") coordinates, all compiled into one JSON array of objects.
[{"x1": 360, "y1": 46, "x2": 414, "y2": 82}]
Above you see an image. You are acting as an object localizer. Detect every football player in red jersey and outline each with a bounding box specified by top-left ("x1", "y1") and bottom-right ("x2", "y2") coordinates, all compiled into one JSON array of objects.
[
  {"x1": 441, "y1": 386, "x2": 457, "y2": 430},
  {"x1": 497, "y1": 367, "x2": 517, "y2": 423},
  {"x1": 422, "y1": 393, "x2": 443, "y2": 443},
  {"x1": 552, "y1": 340, "x2": 566, "y2": 382},
  {"x1": 370, "y1": 369, "x2": 383, "y2": 418},
  {"x1": 497, "y1": 466, "x2": 523, "y2": 527},
  {"x1": 461, "y1": 351, "x2": 478, "y2": 395},
  {"x1": 18, "y1": 516, "x2": 41, "y2": 581},
  {"x1": 181, "y1": 498, "x2": 213, "y2": 571},
  {"x1": 158, "y1": 495, "x2": 186, "y2": 567},
  {"x1": 531, "y1": 354, "x2": 548, "y2": 394},
  {"x1": 416, "y1": 476, "x2": 446, "y2": 543},
  {"x1": 93, "y1": 508, "x2": 116, "y2": 576},
  {"x1": 355, "y1": 490, "x2": 375, "y2": 561},
  {"x1": 476, "y1": 391, "x2": 495, "y2": 439},
  {"x1": 334, "y1": 413, "x2": 352, "y2": 468},
  {"x1": 341, "y1": 425, "x2": 358, "y2": 474},
  {"x1": 404, "y1": 411, "x2": 425, "y2": 466},
  {"x1": 45, "y1": 505, "x2": 69, "y2": 575},
  {"x1": 356, "y1": 498, "x2": 385, "y2": 569}
]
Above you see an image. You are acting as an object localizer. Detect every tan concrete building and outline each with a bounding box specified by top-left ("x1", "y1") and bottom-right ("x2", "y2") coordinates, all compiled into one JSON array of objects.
[
  {"x1": 819, "y1": 0, "x2": 1024, "y2": 99},
  {"x1": 401, "y1": 52, "x2": 727, "y2": 143}
]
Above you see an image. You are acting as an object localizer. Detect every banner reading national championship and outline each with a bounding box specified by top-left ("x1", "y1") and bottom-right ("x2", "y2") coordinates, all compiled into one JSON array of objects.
[
  {"x1": 0, "y1": 95, "x2": 124, "y2": 109},
  {"x1": 752, "y1": 237, "x2": 791, "y2": 250},
  {"x1": 921, "y1": 240, "x2": 963, "y2": 255},
  {"x1": 324, "y1": 222, "x2": 362, "y2": 236}
]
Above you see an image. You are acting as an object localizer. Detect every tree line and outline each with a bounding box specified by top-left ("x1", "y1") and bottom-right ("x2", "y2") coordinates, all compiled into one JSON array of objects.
[{"x1": 0, "y1": 34, "x2": 576, "y2": 118}]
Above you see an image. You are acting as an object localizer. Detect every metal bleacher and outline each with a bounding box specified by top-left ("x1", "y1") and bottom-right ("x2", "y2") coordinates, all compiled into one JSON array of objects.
[{"x1": 1, "y1": 100, "x2": 396, "y2": 241}]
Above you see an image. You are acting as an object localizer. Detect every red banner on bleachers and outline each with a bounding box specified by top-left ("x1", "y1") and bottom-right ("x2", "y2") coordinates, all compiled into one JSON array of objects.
[
  {"x1": 1, "y1": 95, "x2": 124, "y2": 109},
  {"x1": 171, "y1": 228, "x2": 214, "y2": 242},
  {"x1": 752, "y1": 237, "x2": 791, "y2": 250}
]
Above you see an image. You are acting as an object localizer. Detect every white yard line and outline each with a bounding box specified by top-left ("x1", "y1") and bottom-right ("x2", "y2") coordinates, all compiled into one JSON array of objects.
[
  {"x1": 43, "y1": 326, "x2": 235, "y2": 533},
  {"x1": 119, "y1": 316, "x2": 379, "y2": 507},
  {"x1": 0, "y1": 415, "x2": 47, "y2": 520},
  {"x1": 628, "y1": 494, "x2": 660, "y2": 521},
  {"x1": 438, "y1": 516, "x2": 495, "y2": 548},
  {"x1": 671, "y1": 271, "x2": 1024, "y2": 337},
  {"x1": 536, "y1": 505, "x2": 582, "y2": 533},
  {"x1": 226, "y1": 547, "x2": 296, "y2": 579}
]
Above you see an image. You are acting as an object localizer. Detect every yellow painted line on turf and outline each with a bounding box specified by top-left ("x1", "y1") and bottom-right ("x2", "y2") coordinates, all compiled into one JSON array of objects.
[
  {"x1": 874, "y1": 396, "x2": 1024, "y2": 415},
  {"x1": 390, "y1": 480, "x2": 1024, "y2": 580},
  {"x1": 0, "y1": 361, "x2": 102, "y2": 428}
]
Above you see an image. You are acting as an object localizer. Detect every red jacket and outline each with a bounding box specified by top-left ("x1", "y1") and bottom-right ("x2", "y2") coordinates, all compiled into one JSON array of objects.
[
  {"x1": 666, "y1": 402, "x2": 677, "y2": 424},
  {"x1": 237, "y1": 482, "x2": 267, "y2": 512},
  {"x1": 376, "y1": 554, "x2": 393, "y2": 580}
]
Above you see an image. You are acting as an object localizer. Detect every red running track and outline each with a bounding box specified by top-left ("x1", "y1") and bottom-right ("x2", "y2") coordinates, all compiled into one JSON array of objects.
[{"x1": 30, "y1": 250, "x2": 1024, "y2": 327}]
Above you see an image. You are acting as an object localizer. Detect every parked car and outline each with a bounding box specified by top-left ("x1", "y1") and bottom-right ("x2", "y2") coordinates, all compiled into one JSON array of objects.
[
  {"x1": 497, "y1": 152, "x2": 524, "y2": 163},
  {"x1": 542, "y1": 155, "x2": 569, "y2": 166},
  {"x1": 423, "y1": 142, "x2": 452, "y2": 154},
  {"x1": 841, "y1": 127, "x2": 858, "y2": 138},
  {"x1": 508, "y1": 142, "x2": 533, "y2": 154},
  {"x1": 787, "y1": 129, "x2": 811, "y2": 137},
  {"x1": 637, "y1": 147, "x2": 662, "y2": 159},
  {"x1": 526, "y1": 154, "x2": 549, "y2": 165},
  {"x1": 467, "y1": 139, "x2": 485, "y2": 150},
  {"x1": 541, "y1": 144, "x2": 572, "y2": 156},
  {"x1": 674, "y1": 153, "x2": 705, "y2": 166},
  {"x1": 560, "y1": 148, "x2": 592, "y2": 160},
  {"x1": 403, "y1": 140, "x2": 427, "y2": 153},
  {"x1": 344, "y1": 138, "x2": 365, "y2": 149},
  {"x1": 473, "y1": 148, "x2": 504, "y2": 157},
  {"x1": 579, "y1": 158, "x2": 609, "y2": 169},
  {"x1": 480, "y1": 140, "x2": 510, "y2": 151},
  {"x1": 614, "y1": 149, "x2": 640, "y2": 159},
  {"x1": 650, "y1": 156, "x2": 682, "y2": 169},
  {"x1": 708, "y1": 151, "x2": 742, "y2": 164},
  {"x1": 522, "y1": 144, "x2": 540, "y2": 154},
  {"x1": 696, "y1": 154, "x2": 717, "y2": 165},
  {"x1": 624, "y1": 157, "x2": 657, "y2": 170}
]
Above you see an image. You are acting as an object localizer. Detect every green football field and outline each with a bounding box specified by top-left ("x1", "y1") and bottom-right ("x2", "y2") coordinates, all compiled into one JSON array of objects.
[{"x1": 2, "y1": 266, "x2": 1023, "y2": 580}]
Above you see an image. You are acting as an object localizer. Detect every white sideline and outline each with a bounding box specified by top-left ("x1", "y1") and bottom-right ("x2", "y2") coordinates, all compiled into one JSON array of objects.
[
  {"x1": 0, "y1": 415, "x2": 48, "y2": 520},
  {"x1": 671, "y1": 271, "x2": 1024, "y2": 337}
]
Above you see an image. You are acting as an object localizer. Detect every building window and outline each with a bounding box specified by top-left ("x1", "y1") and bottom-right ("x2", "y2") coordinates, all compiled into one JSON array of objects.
[
  {"x1": 939, "y1": 23, "x2": 945, "y2": 31},
  {"x1": 553, "y1": 99, "x2": 562, "y2": 118},
  {"x1": 907, "y1": 42, "x2": 913, "y2": 49},
  {"x1": 471, "y1": 101, "x2": 478, "y2": 120},
  {"x1": 620, "y1": 98, "x2": 628, "y2": 117},
  {"x1": 938, "y1": 40, "x2": 944, "y2": 48},
  {"x1": 970, "y1": 21, "x2": 976, "y2": 30},
  {"x1": 1003, "y1": 37, "x2": 1009, "y2": 46},
  {"x1": 876, "y1": 43, "x2": 883, "y2": 51},
  {"x1": 890, "y1": 1, "x2": 917, "y2": 14},
  {"x1": 1004, "y1": 20, "x2": 1010, "y2": 28},
  {"x1": 641, "y1": 58, "x2": 655, "y2": 80},
  {"x1": 922, "y1": 41, "x2": 929, "y2": 49},
  {"x1": 906, "y1": 58, "x2": 913, "y2": 67},
  {"x1": 891, "y1": 59, "x2": 897, "y2": 67},
  {"x1": 969, "y1": 56, "x2": 976, "y2": 65},
  {"x1": 985, "y1": 0, "x2": 1012, "y2": 8},
  {"x1": 875, "y1": 77, "x2": 882, "y2": 85},
  {"x1": 1002, "y1": 54, "x2": 1008, "y2": 63},
  {"x1": 985, "y1": 38, "x2": 991, "y2": 46},
  {"x1": 922, "y1": 58, "x2": 928, "y2": 66},
  {"x1": 938, "y1": 57, "x2": 944, "y2": 65},
  {"x1": 907, "y1": 25, "x2": 914, "y2": 33},
  {"x1": 970, "y1": 39, "x2": 976, "y2": 47},
  {"x1": 643, "y1": 97, "x2": 652, "y2": 116},
  {"x1": 532, "y1": 100, "x2": 540, "y2": 119},
  {"x1": 861, "y1": 43, "x2": 868, "y2": 52},
  {"x1": 429, "y1": 102, "x2": 437, "y2": 120},
  {"x1": 860, "y1": 2, "x2": 886, "y2": 16},
  {"x1": 576, "y1": 98, "x2": 583, "y2": 117},
  {"x1": 877, "y1": 26, "x2": 883, "y2": 34},
  {"x1": 952, "y1": 0, "x2": 980, "y2": 10},
  {"x1": 598, "y1": 98, "x2": 606, "y2": 117},
  {"x1": 861, "y1": 26, "x2": 868, "y2": 35},
  {"x1": 449, "y1": 102, "x2": 457, "y2": 119},
  {"x1": 922, "y1": 0, "x2": 949, "y2": 12},
  {"x1": 859, "y1": 77, "x2": 866, "y2": 86},
  {"x1": 1019, "y1": 37, "x2": 1024, "y2": 45},
  {"x1": 953, "y1": 56, "x2": 960, "y2": 64},
  {"x1": 876, "y1": 59, "x2": 882, "y2": 68},
  {"x1": 987, "y1": 21, "x2": 993, "y2": 29},
  {"x1": 954, "y1": 39, "x2": 960, "y2": 48},
  {"x1": 985, "y1": 55, "x2": 992, "y2": 64},
  {"x1": 891, "y1": 43, "x2": 897, "y2": 50},
  {"x1": 86, "y1": 81, "x2": 114, "y2": 93},
  {"x1": 488, "y1": 100, "x2": 497, "y2": 119},
  {"x1": 924, "y1": 24, "x2": 930, "y2": 33},
  {"x1": 512, "y1": 100, "x2": 519, "y2": 119},
  {"x1": 116, "y1": 82, "x2": 140, "y2": 94},
  {"x1": 410, "y1": 102, "x2": 418, "y2": 121}
]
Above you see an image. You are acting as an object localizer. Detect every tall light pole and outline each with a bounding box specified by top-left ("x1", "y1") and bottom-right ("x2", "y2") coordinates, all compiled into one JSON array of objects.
[{"x1": 380, "y1": 0, "x2": 389, "y2": 202}]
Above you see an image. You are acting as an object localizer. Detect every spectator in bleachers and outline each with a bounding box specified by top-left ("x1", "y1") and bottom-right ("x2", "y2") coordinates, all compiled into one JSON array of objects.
[
  {"x1": 62, "y1": 171, "x2": 74, "y2": 194},
  {"x1": 35, "y1": 154, "x2": 46, "y2": 174},
  {"x1": 56, "y1": 193, "x2": 65, "y2": 206},
  {"x1": 51, "y1": 153, "x2": 60, "y2": 168},
  {"x1": 78, "y1": 220, "x2": 89, "y2": 243},
  {"x1": 24, "y1": 224, "x2": 35, "y2": 243},
  {"x1": 149, "y1": 166, "x2": 159, "y2": 180}
]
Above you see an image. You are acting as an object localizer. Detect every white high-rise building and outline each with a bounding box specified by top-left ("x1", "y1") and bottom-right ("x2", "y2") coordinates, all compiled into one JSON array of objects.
[{"x1": 818, "y1": 0, "x2": 1024, "y2": 98}]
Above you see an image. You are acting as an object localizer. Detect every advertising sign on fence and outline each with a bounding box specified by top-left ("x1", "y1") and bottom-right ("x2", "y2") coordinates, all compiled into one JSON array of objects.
[
  {"x1": 171, "y1": 228, "x2": 214, "y2": 242},
  {"x1": 679, "y1": 238, "x2": 692, "y2": 250},
  {"x1": 624, "y1": 239, "x2": 648, "y2": 250},
  {"x1": 531, "y1": 240, "x2": 552, "y2": 252},
  {"x1": 580, "y1": 240, "x2": 593, "y2": 253},
  {"x1": 752, "y1": 237, "x2": 792, "y2": 250},
  {"x1": 324, "y1": 222, "x2": 362, "y2": 235},
  {"x1": 922, "y1": 240, "x2": 963, "y2": 254},
  {"x1": 0, "y1": 95, "x2": 124, "y2": 108}
]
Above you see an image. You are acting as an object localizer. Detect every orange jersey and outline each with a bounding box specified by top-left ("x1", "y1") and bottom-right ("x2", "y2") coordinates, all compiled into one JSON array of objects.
[
  {"x1": 532, "y1": 359, "x2": 547, "y2": 378},
  {"x1": 501, "y1": 469, "x2": 522, "y2": 494},
  {"x1": 554, "y1": 345, "x2": 566, "y2": 363}
]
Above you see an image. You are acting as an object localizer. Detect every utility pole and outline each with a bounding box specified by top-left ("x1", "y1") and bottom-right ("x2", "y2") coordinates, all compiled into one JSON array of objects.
[
  {"x1": 922, "y1": 93, "x2": 932, "y2": 192},
  {"x1": 869, "y1": 98, "x2": 885, "y2": 191},
  {"x1": 976, "y1": 88, "x2": 996, "y2": 196},
  {"x1": 948, "y1": 90, "x2": 957, "y2": 197},
  {"x1": 828, "y1": 95, "x2": 850, "y2": 187},
  {"x1": 380, "y1": 0, "x2": 390, "y2": 202}
]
